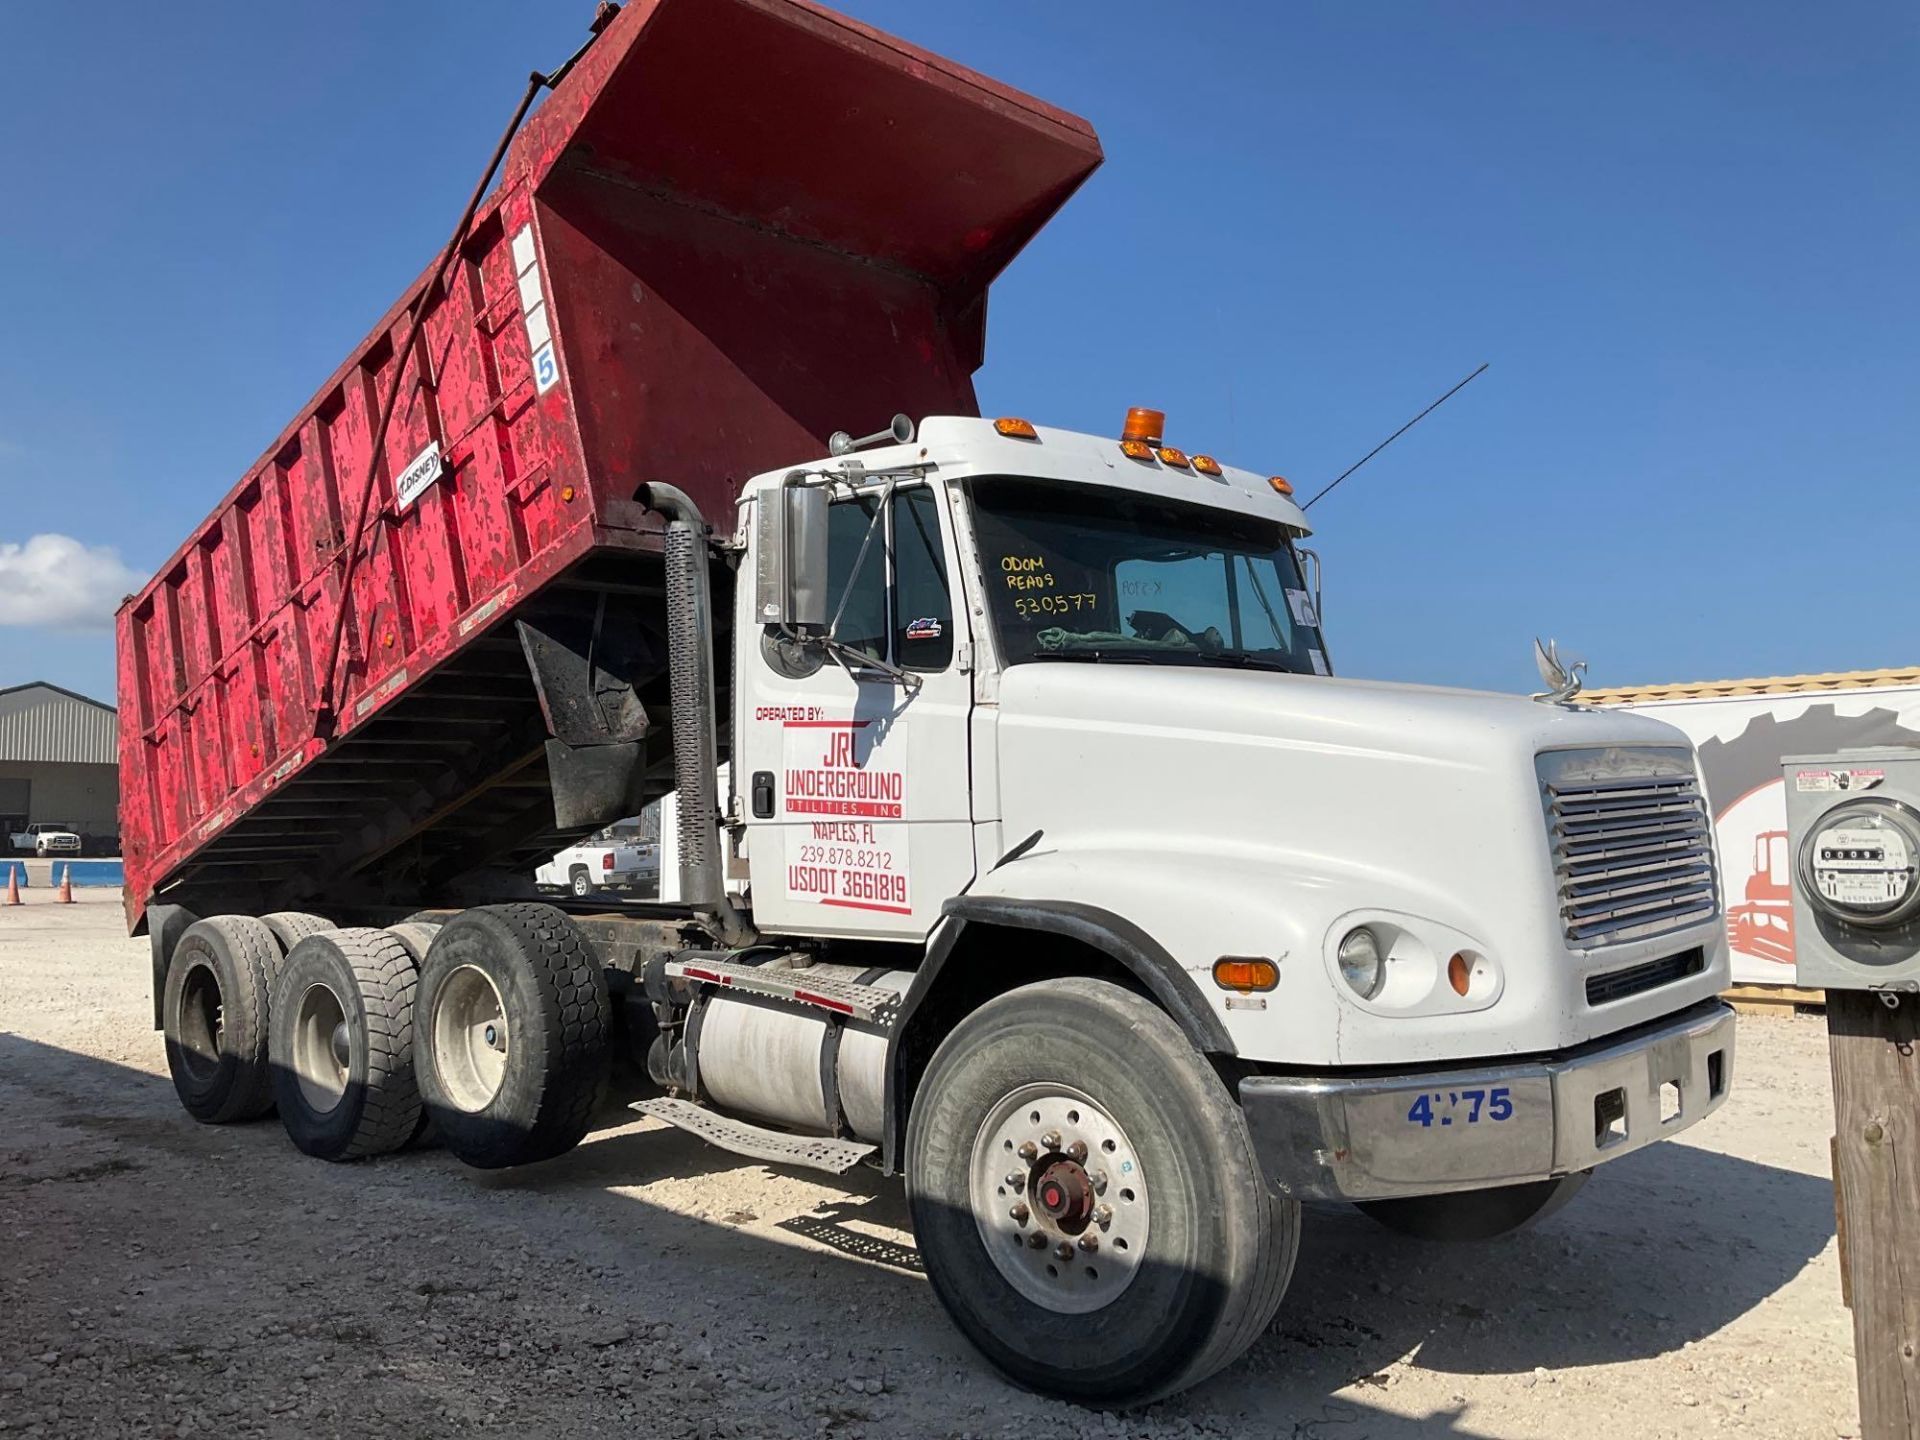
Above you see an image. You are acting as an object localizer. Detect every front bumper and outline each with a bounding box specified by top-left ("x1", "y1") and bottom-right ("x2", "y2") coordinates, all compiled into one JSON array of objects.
[{"x1": 1239, "y1": 1000, "x2": 1736, "y2": 1202}]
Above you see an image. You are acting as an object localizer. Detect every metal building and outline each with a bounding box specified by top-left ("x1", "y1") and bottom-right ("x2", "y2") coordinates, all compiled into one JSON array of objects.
[{"x1": 0, "y1": 682, "x2": 120, "y2": 851}]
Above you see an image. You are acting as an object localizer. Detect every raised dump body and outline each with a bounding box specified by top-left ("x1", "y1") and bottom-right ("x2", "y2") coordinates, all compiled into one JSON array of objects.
[{"x1": 116, "y1": 0, "x2": 1101, "y2": 932}]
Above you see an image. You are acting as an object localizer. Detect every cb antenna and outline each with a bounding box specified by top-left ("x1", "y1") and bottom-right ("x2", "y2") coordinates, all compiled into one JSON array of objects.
[{"x1": 1301, "y1": 362, "x2": 1489, "y2": 511}]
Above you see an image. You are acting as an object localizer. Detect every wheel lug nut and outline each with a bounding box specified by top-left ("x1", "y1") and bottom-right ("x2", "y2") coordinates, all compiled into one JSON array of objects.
[
  {"x1": 1092, "y1": 1171, "x2": 1108, "y2": 1195},
  {"x1": 1027, "y1": 1232, "x2": 1047, "y2": 1250},
  {"x1": 1009, "y1": 1203, "x2": 1029, "y2": 1225},
  {"x1": 1054, "y1": 1242, "x2": 1074, "y2": 1261},
  {"x1": 1016, "y1": 1141, "x2": 1038, "y2": 1162},
  {"x1": 1078, "y1": 1233, "x2": 1099, "y2": 1252},
  {"x1": 1041, "y1": 1130, "x2": 1061, "y2": 1151},
  {"x1": 1066, "y1": 1140, "x2": 1088, "y2": 1162},
  {"x1": 1005, "y1": 1171, "x2": 1024, "y2": 1191},
  {"x1": 1093, "y1": 1204, "x2": 1113, "y2": 1228}
]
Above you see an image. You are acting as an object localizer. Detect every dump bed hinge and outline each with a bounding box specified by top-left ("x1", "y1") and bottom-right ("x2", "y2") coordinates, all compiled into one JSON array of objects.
[
  {"x1": 631, "y1": 1097, "x2": 876, "y2": 1175},
  {"x1": 667, "y1": 958, "x2": 902, "y2": 1029}
]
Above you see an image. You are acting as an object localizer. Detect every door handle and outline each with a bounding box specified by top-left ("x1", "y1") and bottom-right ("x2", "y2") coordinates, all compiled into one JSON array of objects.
[{"x1": 751, "y1": 770, "x2": 776, "y2": 819}]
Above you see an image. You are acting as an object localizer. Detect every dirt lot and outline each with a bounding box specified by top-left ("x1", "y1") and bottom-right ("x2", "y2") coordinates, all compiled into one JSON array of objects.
[{"x1": 0, "y1": 894, "x2": 1857, "y2": 1438}]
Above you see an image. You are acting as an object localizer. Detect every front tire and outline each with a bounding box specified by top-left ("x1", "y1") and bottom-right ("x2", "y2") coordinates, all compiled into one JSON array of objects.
[
  {"x1": 413, "y1": 905, "x2": 609, "y2": 1169},
  {"x1": 268, "y1": 929, "x2": 422, "y2": 1161},
  {"x1": 906, "y1": 978, "x2": 1297, "y2": 1406},
  {"x1": 1355, "y1": 1173, "x2": 1590, "y2": 1241},
  {"x1": 568, "y1": 867, "x2": 593, "y2": 899}
]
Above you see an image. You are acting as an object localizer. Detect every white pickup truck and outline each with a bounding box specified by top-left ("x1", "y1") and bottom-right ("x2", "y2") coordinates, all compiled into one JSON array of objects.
[
  {"x1": 10, "y1": 822, "x2": 81, "y2": 857},
  {"x1": 534, "y1": 827, "x2": 660, "y2": 898}
]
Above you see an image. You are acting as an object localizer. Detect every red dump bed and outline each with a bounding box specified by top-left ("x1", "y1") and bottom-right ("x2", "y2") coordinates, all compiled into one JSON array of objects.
[{"x1": 116, "y1": 0, "x2": 1100, "y2": 930}]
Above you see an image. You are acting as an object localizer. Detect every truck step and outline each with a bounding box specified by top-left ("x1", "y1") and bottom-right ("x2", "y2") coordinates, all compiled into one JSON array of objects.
[
  {"x1": 631, "y1": 1098, "x2": 877, "y2": 1175},
  {"x1": 667, "y1": 958, "x2": 902, "y2": 1029}
]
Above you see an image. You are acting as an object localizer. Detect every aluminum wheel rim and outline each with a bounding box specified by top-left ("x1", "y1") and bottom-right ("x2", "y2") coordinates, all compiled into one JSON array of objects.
[
  {"x1": 434, "y1": 965, "x2": 509, "y2": 1113},
  {"x1": 292, "y1": 982, "x2": 350, "y2": 1114},
  {"x1": 968, "y1": 1083, "x2": 1151, "y2": 1314}
]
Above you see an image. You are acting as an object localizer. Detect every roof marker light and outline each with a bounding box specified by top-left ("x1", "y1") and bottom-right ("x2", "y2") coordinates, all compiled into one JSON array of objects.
[
  {"x1": 1155, "y1": 446, "x2": 1191, "y2": 469},
  {"x1": 1269, "y1": 476, "x2": 1294, "y2": 496},
  {"x1": 1121, "y1": 407, "x2": 1166, "y2": 445},
  {"x1": 1192, "y1": 454, "x2": 1223, "y2": 477},
  {"x1": 994, "y1": 417, "x2": 1039, "y2": 439},
  {"x1": 1119, "y1": 439, "x2": 1156, "y2": 461}
]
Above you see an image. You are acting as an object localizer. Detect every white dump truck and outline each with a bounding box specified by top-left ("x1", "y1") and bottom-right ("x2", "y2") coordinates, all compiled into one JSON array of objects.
[{"x1": 122, "y1": 0, "x2": 1734, "y2": 1405}]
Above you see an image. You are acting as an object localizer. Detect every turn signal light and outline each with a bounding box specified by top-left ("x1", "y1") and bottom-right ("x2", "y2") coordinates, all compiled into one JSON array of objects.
[
  {"x1": 1447, "y1": 952, "x2": 1473, "y2": 996},
  {"x1": 1212, "y1": 957, "x2": 1279, "y2": 993},
  {"x1": 1192, "y1": 454, "x2": 1223, "y2": 477},
  {"x1": 1155, "y1": 446, "x2": 1191, "y2": 469},
  {"x1": 1268, "y1": 476, "x2": 1294, "y2": 496},
  {"x1": 1121, "y1": 407, "x2": 1166, "y2": 445},
  {"x1": 994, "y1": 417, "x2": 1038, "y2": 439},
  {"x1": 1119, "y1": 439, "x2": 1156, "y2": 461}
]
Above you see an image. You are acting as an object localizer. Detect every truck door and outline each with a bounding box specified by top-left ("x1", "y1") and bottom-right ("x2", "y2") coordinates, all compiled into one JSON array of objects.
[{"x1": 737, "y1": 481, "x2": 974, "y2": 938}]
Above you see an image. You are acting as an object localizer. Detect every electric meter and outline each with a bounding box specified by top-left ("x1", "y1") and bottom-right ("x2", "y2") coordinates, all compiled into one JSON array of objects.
[{"x1": 1783, "y1": 748, "x2": 1920, "y2": 990}]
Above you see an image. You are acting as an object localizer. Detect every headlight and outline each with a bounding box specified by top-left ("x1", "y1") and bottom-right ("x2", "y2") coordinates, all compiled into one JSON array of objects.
[{"x1": 1336, "y1": 926, "x2": 1385, "y2": 1000}]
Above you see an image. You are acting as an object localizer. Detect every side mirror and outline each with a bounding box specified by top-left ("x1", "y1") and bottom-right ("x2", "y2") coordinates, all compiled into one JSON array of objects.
[{"x1": 754, "y1": 480, "x2": 829, "y2": 628}]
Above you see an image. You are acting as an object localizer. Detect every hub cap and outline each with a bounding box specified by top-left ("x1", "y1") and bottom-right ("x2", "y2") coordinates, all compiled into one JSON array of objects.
[
  {"x1": 433, "y1": 965, "x2": 509, "y2": 1113},
  {"x1": 292, "y1": 982, "x2": 350, "y2": 1114},
  {"x1": 968, "y1": 1084, "x2": 1150, "y2": 1314}
]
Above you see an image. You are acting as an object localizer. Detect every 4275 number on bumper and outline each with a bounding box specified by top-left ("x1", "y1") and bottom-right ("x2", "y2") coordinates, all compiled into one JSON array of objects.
[{"x1": 1406, "y1": 1086, "x2": 1515, "y2": 1128}]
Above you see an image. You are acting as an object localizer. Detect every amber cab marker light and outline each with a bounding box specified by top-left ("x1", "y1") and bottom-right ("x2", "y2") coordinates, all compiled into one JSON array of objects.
[
  {"x1": 1212, "y1": 957, "x2": 1279, "y2": 993},
  {"x1": 1155, "y1": 446, "x2": 1191, "y2": 469},
  {"x1": 1121, "y1": 406, "x2": 1166, "y2": 445},
  {"x1": 1268, "y1": 475, "x2": 1294, "y2": 496},
  {"x1": 1447, "y1": 952, "x2": 1472, "y2": 996},
  {"x1": 994, "y1": 416, "x2": 1039, "y2": 439},
  {"x1": 1192, "y1": 454, "x2": 1223, "y2": 477},
  {"x1": 1119, "y1": 439, "x2": 1157, "y2": 461}
]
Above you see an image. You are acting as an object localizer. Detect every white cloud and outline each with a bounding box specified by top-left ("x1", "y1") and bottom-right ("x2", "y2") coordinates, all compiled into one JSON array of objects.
[{"x1": 0, "y1": 534, "x2": 144, "y2": 631}]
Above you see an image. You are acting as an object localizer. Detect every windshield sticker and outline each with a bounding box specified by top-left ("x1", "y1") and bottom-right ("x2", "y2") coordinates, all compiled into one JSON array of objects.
[
  {"x1": 1285, "y1": 588, "x2": 1319, "y2": 629},
  {"x1": 904, "y1": 617, "x2": 943, "y2": 641},
  {"x1": 779, "y1": 716, "x2": 911, "y2": 915},
  {"x1": 1309, "y1": 648, "x2": 1329, "y2": 675}
]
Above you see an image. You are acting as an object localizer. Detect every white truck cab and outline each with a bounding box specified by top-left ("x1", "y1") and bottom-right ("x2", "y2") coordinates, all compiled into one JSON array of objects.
[{"x1": 701, "y1": 411, "x2": 1734, "y2": 1380}]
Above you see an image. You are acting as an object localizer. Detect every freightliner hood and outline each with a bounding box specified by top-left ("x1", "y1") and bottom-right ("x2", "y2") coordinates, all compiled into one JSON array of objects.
[{"x1": 983, "y1": 664, "x2": 1728, "y2": 1066}]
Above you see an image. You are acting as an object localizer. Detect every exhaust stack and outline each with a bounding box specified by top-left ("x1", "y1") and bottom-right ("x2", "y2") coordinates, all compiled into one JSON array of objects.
[{"x1": 642, "y1": 482, "x2": 754, "y2": 947}]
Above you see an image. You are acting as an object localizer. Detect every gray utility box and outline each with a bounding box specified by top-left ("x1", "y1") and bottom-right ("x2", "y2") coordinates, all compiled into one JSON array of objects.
[{"x1": 1782, "y1": 747, "x2": 1920, "y2": 992}]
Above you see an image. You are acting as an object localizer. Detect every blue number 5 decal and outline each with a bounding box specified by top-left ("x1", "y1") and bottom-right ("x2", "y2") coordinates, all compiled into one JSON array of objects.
[{"x1": 1488, "y1": 1086, "x2": 1513, "y2": 1122}]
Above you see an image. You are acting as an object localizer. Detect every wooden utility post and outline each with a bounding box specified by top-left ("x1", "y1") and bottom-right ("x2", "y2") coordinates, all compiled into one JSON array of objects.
[{"x1": 1826, "y1": 989, "x2": 1920, "y2": 1439}]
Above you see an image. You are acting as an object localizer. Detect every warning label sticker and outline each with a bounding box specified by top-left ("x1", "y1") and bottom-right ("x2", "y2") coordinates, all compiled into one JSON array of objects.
[
  {"x1": 1793, "y1": 768, "x2": 1885, "y2": 793},
  {"x1": 777, "y1": 714, "x2": 911, "y2": 915}
]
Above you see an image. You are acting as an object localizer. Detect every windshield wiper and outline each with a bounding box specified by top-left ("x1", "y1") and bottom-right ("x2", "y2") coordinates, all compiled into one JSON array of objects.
[{"x1": 1032, "y1": 649, "x2": 1299, "y2": 673}]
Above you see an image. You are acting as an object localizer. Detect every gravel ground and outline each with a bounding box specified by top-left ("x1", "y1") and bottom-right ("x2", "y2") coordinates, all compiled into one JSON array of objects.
[{"x1": 0, "y1": 894, "x2": 1858, "y2": 1438}]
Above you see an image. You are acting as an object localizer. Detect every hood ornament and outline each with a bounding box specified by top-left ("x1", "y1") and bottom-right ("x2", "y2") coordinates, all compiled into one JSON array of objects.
[{"x1": 1531, "y1": 637, "x2": 1587, "y2": 704}]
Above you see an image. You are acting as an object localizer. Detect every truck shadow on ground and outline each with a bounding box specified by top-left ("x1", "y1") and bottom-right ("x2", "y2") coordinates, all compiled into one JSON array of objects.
[
  {"x1": 507, "y1": 1069, "x2": 1836, "y2": 1389},
  {"x1": 0, "y1": 1032, "x2": 1836, "y2": 1434}
]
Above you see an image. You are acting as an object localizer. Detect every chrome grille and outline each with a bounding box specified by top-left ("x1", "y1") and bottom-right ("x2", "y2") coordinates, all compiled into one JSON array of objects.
[{"x1": 1540, "y1": 750, "x2": 1719, "y2": 949}]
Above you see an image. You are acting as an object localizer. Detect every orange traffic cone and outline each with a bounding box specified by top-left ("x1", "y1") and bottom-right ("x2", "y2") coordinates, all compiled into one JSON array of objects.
[
  {"x1": 57, "y1": 867, "x2": 73, "y2": 904},
  {"x1": 4, "y1": 867, "x2": 19, "y2": 905}
]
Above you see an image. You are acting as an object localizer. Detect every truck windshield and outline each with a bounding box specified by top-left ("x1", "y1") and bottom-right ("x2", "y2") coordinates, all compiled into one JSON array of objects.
[{"x1": 967, "y1": 477, "x2": 1327, "y2": 673}]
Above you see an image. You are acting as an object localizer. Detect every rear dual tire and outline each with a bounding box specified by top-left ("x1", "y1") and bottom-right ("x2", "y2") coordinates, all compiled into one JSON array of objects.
[
  {"x1": 162, "y1": 916, "x2": 281, "y2": 1124},
  {"x1": 268, "y1": 929, "x2": 424, "y2": 1161},
  {"x1": 413, "y1": 904, "x2": 610, "y2": 1169}
]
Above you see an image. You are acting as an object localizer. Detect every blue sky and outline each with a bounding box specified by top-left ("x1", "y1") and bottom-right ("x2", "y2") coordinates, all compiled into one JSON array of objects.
[{"x1": 1, "y1": 1, "x2": 1913, "y2": 704}]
